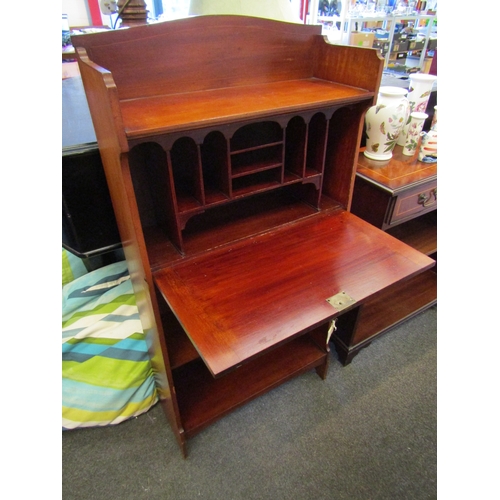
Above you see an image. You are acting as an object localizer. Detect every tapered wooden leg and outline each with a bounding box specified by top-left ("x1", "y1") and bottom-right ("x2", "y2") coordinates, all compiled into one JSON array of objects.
[
  {"x1": 160, "y1": 397, "x2": 188, "y2": 458},
  {"x1": 315, "y1": 355, "x2": 330, "y2": 380}
]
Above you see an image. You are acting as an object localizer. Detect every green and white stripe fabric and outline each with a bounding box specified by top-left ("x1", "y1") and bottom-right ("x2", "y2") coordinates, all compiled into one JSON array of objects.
[
  {"x1": 62, "y1": 261, "x2": 158, "y2": 429},
  {"x1": 62, "y1": 248, "x2": 88, "y2": 287}
]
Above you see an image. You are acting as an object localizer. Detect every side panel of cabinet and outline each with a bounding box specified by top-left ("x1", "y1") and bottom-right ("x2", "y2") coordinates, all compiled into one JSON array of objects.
[
  {"x1": 121, "y1": 153, "x2": 188, "y2": 455},
  {"x1": 323, "y1": 102, "x2": 370, "y2": 209},
  {"x1": 350, "y1": 176, "x2": 391, "y2": 229}
]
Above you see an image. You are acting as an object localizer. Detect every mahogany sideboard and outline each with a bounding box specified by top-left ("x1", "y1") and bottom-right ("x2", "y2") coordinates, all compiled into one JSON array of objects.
[
  {"x1": 340, "y1": 145, "x2": 437, "y2": 364},
  {"x1": 72, "y1": 15, "x2": 435, "y2": 457}
]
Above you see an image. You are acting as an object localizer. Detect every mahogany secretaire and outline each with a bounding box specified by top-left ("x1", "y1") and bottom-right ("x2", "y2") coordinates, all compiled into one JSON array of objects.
[{"x1": 73, "y1": 15, "x2": 434, "y2": 457}]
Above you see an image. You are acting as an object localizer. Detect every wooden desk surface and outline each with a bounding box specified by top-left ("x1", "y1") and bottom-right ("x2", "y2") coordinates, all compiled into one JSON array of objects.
[
  {"x1": 154, "y1": 210, "x2": 434, "y2": 378},
  {"x1": 356, "y1": 145, "x2": 437, "y2": 194}
]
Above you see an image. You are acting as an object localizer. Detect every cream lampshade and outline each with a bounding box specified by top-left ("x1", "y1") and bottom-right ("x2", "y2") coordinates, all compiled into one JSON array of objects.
[{"x1": 188, "y1": 0, "x2": 302, "y2": 23}]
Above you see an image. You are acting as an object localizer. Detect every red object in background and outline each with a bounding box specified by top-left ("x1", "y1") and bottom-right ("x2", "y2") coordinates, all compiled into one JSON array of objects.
[
  {"x1": 300, "y1": 0, "x2": 309, "y2": 22},
  {"x1": 429, "y1": 48, "x2": 437, "y2": 75},
  {"x1": 87, "y1": 0, "x2": 103, "y2": 26}
]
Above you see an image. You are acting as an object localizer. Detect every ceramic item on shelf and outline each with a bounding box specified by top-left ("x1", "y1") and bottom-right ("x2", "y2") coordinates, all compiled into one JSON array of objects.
[
  {"x1": 418, "y1": 128, "x2": 437, "y2": 163},
  {"x1": 403, "y1": 112, "x2": 428, "y2": 156},
  {"x1": 397, "y1": 73, "x2": 437, "y2": 146},
  {"x1": 364, "y1": 86, "x2": 408, "y2": 161}
]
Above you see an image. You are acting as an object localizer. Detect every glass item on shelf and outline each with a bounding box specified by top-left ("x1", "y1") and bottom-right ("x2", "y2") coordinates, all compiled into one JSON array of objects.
[
  {"x1": 364, "y1": 86, "x2": 408, "y2": 161},
  {"x1": 402, "y1": 111, "x2": 427, "y2": 156}
]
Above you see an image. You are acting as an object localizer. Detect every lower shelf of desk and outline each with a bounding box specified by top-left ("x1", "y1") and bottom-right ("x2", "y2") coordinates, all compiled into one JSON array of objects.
[{"x1": 172, "y1": 333, "x2": 328, "y2": 439}]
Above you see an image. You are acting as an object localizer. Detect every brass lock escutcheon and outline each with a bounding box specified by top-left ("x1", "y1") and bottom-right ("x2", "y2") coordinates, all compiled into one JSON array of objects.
[{"x1": 326, "y1": 291, "x2": 356, "y2": 311}]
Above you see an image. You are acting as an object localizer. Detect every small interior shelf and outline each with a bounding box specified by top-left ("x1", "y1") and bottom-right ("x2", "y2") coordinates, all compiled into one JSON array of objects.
[
  {"x1": 230, "y1": 121, "x2": 283, "y2": 151},
  {"x1": 231, "y1": 169, "x2": 282, "y2": 196},
  {"x1": 230, "y1": 145, "x2": 283, "y2": 177}
]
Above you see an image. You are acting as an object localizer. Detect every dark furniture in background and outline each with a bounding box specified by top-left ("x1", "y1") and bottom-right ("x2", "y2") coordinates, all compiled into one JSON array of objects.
[{"x1": 62, "y1": 77, "x2": 122, "y2": 269}]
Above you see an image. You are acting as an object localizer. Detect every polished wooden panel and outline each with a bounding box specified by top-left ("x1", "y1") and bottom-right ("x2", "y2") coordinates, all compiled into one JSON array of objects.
[
  {"x1": 313, "y1": 37, "x2": 384, "y2": 95},
  {"x1": 72, "y1": 16, "x2": 321, "y2": 99},
  {"x1": 154, "y1": 211, "x2": 434, "y2": 377},
  {"x1": 323, "y1": 102, "x2": 368, "y2": 210},
  {"x1": 77, "y1": 43, "x2": 187, "y2": 455}
]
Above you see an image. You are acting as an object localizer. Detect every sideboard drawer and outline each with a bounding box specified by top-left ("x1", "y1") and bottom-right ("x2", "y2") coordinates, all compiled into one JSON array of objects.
[{"x1": 388, "y1": 180, "x2": 437, "y2": 225}]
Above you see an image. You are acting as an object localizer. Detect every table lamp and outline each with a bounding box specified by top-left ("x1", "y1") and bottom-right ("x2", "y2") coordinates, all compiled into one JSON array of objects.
[{"x1": 117, "y1": 0, "x2": 148, "y2": 26}]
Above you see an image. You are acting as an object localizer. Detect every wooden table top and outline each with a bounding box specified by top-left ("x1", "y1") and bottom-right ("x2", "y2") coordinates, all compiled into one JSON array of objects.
[{"x1": 356, "y1": 145, "x2": 437, "y2": 194}]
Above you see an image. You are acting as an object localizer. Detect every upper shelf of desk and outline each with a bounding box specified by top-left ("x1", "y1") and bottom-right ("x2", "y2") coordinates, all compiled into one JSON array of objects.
[
  {"x1": 119, "y1": 78, "x2": 373, "y2": 139},
  {"x1": 72, "y1": 15, "x2": 384, "y2": 140}
]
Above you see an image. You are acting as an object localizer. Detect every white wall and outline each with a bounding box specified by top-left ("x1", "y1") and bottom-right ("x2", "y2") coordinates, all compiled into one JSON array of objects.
[{"x1": 62, "y1": 0, "x2": 91, "y2": 27}]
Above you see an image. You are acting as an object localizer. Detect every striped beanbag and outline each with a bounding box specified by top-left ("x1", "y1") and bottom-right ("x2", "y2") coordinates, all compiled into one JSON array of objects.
[{"x1": 62, "y1": 261, "x2": 158, "y2": 429}]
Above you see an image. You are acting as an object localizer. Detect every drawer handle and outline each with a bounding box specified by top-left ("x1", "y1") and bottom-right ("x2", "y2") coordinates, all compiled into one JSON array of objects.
[{"x1": 418, "y1": 188, "x2": 437, "y2": 207}]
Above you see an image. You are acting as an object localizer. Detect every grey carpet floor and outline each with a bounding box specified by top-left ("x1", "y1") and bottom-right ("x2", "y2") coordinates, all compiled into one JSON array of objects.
[{"x1": 62, "y1": 306, "x2": 437, "y2": 500}]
